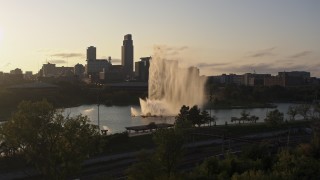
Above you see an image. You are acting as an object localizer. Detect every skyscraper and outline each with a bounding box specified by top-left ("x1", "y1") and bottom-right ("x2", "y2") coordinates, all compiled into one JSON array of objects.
[
  {"x1": 121, "y1": 34, "x2": 134, "y2": 76},
  {"x1": 87, "y1": 46, "x2": 96, "y2": 61}
]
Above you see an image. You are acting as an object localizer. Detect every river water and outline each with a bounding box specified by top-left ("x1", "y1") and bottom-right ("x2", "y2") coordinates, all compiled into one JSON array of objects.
[{"x1": 63, "y1": 103, "x2": 301, "y2": 134}]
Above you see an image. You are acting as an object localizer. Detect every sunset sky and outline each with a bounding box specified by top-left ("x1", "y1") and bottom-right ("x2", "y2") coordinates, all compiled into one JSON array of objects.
[{"x1": 0, "y1": 0, "x2": 319, "y2": 76}]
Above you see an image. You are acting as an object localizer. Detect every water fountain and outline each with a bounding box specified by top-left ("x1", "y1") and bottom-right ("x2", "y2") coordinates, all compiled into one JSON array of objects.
[{"x1": 131, "y1": 47, "x2": 207, "y2": 116}]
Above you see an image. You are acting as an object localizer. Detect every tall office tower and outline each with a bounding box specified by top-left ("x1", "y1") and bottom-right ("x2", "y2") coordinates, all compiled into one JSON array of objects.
[
  {"x1": 87, "y1": 46, "x2": 96, "y2": 61},
  {"x1": 121, "y1": 34, "x2": 134, "y2": 76}
]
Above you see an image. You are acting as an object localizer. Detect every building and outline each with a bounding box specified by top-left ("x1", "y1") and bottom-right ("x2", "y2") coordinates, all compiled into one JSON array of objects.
[
  {"x1": 40, "y1": 63, "x2": 74, "y2": 77},
  {"x1": 8, "y1": 68, "x2": 24, "y2": 81},
  {"x1": 121, "y1": 34, "x2": 134, "y2": 77},
  {"x1": 264, "y1": 71, "x2": 311, "y2": 87},
  {"x1": 41, "y1": 63, "x2": 56, "y2": 77},
  {"x1": 207, "y1": 74, "x2": 244, "y2": 85},
  {"x1": 87, "y1": 46, "x2": 96, "y2": 61},
  {"x1": 231, "y1": 74, "x2": 244, "y2": 85},
  {"x1": 99, "y1": 65, "x2": 125, "y2": 82},
  {"x1": 278, "y1": 71, "x2": 310, "y2": 79},
  {"x1": 74, "y1": 63, "x2": 85, "y2": 78},
  {"x1": 264, "y1": 76, "x2": 285, "y2": 87},
  {"x1": 56, "y1": 66, "x2": 74, "y2": 76},
  {"x1": 243, "y1": 73, "x2": 271, "y2": 86},
  {"x1": 24, "y1": 71, "x2": 33, "y2": 80},
  {"x1": 85, "y1": 46, "x2": 111, "y2": 80},
  {"x1": 279, "y1": 71, "x2": 310, "y2": 87},
  {"x1": 86, "y1": 59, "x2": 111, "y2": 79},
  {"x1": 135, "y1": 57, "x2": 151, "y2": 82}
]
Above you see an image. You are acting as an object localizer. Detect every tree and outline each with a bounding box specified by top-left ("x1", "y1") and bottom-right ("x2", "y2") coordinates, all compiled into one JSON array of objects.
[
  {"x1": 249, "y1": 115, "x2": 259, "y2": 123},
  {"x1": 174, "y1": 105, "x2": 191, "y2": 129},
  {"x1": 273, "y1": 150, "x2": 320, "y2": 179},
  {"x1": 240, "y1": 110, "x2": 250, "y2": 124},
  {"x1": 231, "y1": 170, "x2": 279, "y2": 180},
  {"x1": 126, "y1": 151, "x2": 162, "y2": 180},
  {"x1": 0, "y1": 100, "x2": 100, "y2": 179},
  {"x1": 231, "y1": 117, "x2": 241, "y2": 124},
  {"x1": 188, "y1": 105, "x2": 202, "y2": 127},
  {"x1": 310, "y1": 122, "x2": 320, "y2": 158},
  {"x1": 153, "y1": 128, "x2": 185, "y2": 178},
  {"x1": 201, "y1": 110, "x2": 211, "y2": 126},
  {"x1": 287, "y1": 105, "x2": 298, "y2": 121},
  {"x1": 191, "y1": 156, "x2": 220, "y2": 179},
  {"x1": 264, "y1": 109, "x2": 284, "y2": 126},
  {"x1": 297, "y1": 104, "x2": 311, "y2": 120}
]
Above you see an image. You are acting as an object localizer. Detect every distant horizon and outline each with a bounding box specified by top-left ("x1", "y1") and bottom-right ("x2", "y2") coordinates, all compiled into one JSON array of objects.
[
  {"x1": 1, "y1": 60, "x2": 317, "y2": 78},
  {"x1": 1, "y1": 1, "x2": 319, "y2": 76}
]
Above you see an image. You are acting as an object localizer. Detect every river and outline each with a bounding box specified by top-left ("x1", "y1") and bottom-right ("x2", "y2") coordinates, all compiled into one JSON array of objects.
[{"x1": 63, "y1": 103, "x2": 301, "y2": 134}]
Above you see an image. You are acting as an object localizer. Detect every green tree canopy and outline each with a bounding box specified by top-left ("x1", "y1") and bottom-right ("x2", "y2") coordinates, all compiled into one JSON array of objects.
[
  {"x1": 188, "y1": 105, "x2": 202, "y2": 127},
  {"x1": 201, "y1": 109, "x2": 211, "y2": 126},
  {"x1": 174, "y1": 105, "x2": 191, "y2": 129},
  {"x1": 264, "y1": 109, "x2": 284, "y2": 126},
  {"x1": 0, "y1": 100, "x2": 100, "y2": 179},
  {"x1": 153, "y1": 128, "x2": 185, "y2": 178}
]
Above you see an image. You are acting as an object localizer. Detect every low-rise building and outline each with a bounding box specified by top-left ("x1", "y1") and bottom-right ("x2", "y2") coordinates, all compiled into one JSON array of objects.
[
  {"x1": 99, "y1": 65, "x2": 125, "y2": 82},
  {"x1": 244, "y1": 73, "x2": 271, "y2": 86}
]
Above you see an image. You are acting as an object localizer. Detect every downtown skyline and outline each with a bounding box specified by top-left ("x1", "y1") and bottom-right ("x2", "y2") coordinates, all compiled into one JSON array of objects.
[{"x1": 0, "y1": 0, "x2": 319, "y2": 76}]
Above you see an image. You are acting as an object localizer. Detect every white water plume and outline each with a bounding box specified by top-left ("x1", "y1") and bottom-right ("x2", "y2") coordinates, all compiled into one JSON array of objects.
[{"x1": 134, "y1": 46, "x2": 207, "y2": 116}]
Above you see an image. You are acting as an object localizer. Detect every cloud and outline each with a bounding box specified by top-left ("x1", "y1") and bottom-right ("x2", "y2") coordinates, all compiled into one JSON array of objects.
[
  {"x1": 196, "y1": 62, "x2": 229, "y2": 68},
  {"x1": 248, "y1": 47, "x2": 276, "y2": 58},
  {"x1": 51, "y1": 53, "x2": 84, "y2": 58},
  {"x1": 48, "y1": 60, "x2": 67, "y2": 64},
  {"x1": 289, "y1": 51, "x2": 312, "y2": 58},
  {"x1": 153, "y1": 45, "x2": 189, "y2": 57}
]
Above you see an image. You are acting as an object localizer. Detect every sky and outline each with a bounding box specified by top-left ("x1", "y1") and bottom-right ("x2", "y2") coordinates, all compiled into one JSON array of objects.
[{"x1": 0, "y1": 0, "x2": 319, "y2": 76}]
